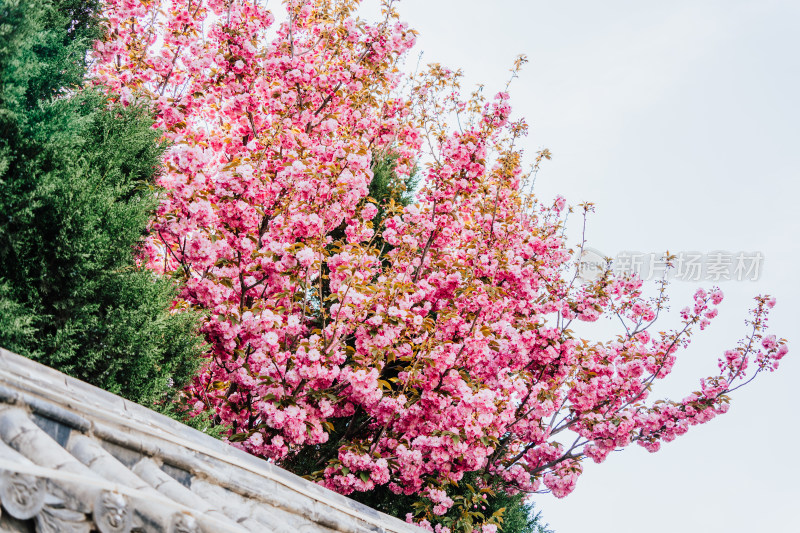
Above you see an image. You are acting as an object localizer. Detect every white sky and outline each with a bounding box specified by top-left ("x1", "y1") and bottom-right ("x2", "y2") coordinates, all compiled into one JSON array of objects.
[{"x1": 387, "y1": 1, "x2": 800, "y2": 532}]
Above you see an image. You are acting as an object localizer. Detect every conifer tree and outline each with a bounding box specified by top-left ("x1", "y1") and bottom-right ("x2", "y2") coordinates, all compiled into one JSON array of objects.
[{"x1": 0, "y1": 0, "x2": 204, "y2": 417}]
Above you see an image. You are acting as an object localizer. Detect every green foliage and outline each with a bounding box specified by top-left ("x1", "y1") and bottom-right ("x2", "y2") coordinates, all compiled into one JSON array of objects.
[
  {"x1": 348, "y1": 474, "x2": 553, "y2": 533},
  {"x1": 490, "y1": 491, "x2": 553, "y2": 533},
  {"x1": 0, "y1": 0, "x2": 205, "y2": 422},
  {"x1": 0, "y1": 0, "x2": 101, "y2": 126},
  {"x1": 368, "y1": 152, "x2": 419, "y2": 227}
]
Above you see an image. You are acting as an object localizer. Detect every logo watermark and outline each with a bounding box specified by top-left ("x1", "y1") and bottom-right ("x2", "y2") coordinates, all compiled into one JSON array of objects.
[{"x1": 577, "y1": 248, "x2": 764, "y2": 282}]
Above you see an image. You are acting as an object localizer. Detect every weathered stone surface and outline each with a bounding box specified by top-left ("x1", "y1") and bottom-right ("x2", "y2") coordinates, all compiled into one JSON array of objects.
[{"x1": 0, "y1": 348, "x2": 421, "y2": 533}]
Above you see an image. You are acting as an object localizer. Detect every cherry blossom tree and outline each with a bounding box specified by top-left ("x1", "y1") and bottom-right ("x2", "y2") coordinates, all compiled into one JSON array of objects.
[{"x1": 91, "y1": 0, "x2": 787, "y2": 529}]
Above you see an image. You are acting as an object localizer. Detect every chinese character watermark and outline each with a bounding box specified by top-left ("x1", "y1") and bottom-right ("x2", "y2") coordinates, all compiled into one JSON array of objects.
[{"x1": 576, "y1": 248, "x2": 764, "y2": 282}]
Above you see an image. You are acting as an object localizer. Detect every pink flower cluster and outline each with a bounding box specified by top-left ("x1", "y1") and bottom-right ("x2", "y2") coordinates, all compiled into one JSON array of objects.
[{"x1": 92, "y1": 0, "x2": 788, "y2": 521}]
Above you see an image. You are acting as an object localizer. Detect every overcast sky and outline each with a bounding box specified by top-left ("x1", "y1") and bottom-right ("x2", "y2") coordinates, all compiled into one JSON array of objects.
[{"x1": 386, "y1": 1, "x2": 800, "y2": 532}]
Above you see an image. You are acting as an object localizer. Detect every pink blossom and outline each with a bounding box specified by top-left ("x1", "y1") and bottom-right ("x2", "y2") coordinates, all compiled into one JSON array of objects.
[{"x1": 90, "y1": 0, "x2": 787, "y2": 525}]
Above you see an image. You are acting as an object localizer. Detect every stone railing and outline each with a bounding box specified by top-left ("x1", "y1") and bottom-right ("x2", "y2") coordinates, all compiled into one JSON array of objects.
[{"x1": 0, "y1": 347, "x2": 422, "y2": 533}]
